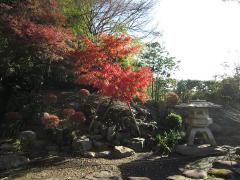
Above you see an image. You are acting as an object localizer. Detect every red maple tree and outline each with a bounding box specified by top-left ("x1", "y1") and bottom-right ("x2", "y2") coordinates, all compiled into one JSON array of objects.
[
  {"x1": 78, "y1": 63, "x2": 153, "y2": 103},
  {"x1": 0, "y1": 0, "x2": 76, "y2": 60},
  {"x1": 73, "y1": 34, "x2": 141, "y2": 72}
]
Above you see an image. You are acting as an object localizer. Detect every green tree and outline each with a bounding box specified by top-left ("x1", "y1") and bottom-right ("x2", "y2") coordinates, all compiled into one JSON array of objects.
[
  {"x1": 138, "y1": 42, "x2": 179, "y2": 101},
  {"x1": 58, "y1": 0, "x2": 155, "y2": 36}
]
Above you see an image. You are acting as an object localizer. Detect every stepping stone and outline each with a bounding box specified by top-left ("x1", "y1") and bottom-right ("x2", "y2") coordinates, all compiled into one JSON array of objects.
[
  {"x1": 127, "y1": 177, "x2": 151, "y2": 180},
  {"x1": 175, "y1": 144, "x2": 227, "y2": 157},
  {"x1": 167, "y1": 175, "x2": 191, "y2": 180},
  {"x1": 83, "y1": 170, "x2": 122, "y2": 180},
  {"x1": 208, "y1": 168, "x2": 234, "y2": 178},
  {"x1": 212, "y1": 160, "x2": 240, "y2": 169},
  {"x1": 183, "y1": 169, "x2": 208, "y2": 179}
]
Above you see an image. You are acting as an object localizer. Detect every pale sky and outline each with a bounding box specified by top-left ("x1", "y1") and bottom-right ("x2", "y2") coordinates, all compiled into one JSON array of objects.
[{"x1": 153, "y1": 0, "x2": 240, "y2": 80}]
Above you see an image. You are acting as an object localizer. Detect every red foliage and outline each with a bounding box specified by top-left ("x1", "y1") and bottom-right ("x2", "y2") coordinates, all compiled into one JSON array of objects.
[
  {"x1": 165, "y1": 92, "x2": 180, "y2": 106},
  {"x1": 73, "y1": 34, "x2": 141, "y2": 72},
  {"x1": 42, "y1": 112, "x2": 60, "y2": 129},
  {"x1": 78, "y1": 63, "x2": 153, "y2": 103},
  {"x1": 74, "y1": 34, "x2": 152, "y2": 103},
  {"x1": 62, "y1": 108, "x2": 76, "y2": 118},
  {"x1": 0, "y1": 0, "x2": 76, "y2": 60},
  {"x1": 79, "y1": 89, "x2": 90, "y2": 96},
  {"x1": 70, "y1": 111, "x2": 86, "y2": 124}
]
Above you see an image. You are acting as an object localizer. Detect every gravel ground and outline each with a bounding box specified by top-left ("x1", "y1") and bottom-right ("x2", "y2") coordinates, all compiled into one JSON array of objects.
[{"x1": 0, "y1": 153, "x2": 194, "y2": 180}]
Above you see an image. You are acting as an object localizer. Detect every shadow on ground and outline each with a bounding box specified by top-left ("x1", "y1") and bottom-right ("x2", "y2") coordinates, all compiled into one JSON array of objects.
[{"x1": 118, "y1": 155, "x2": 197, "y2": 180}]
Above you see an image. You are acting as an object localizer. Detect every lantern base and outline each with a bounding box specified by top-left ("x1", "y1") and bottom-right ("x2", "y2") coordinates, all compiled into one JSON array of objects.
[{"x1": 187, "y1": 127, "x2": 216, "y2": 147}]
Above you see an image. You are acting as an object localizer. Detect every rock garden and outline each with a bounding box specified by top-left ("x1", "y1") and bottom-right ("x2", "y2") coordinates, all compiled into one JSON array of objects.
[{"x1": 1, "y1": 1, "x2": 240, "y2": 179}]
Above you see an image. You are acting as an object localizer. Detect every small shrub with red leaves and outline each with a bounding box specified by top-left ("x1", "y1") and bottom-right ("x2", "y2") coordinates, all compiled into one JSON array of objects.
[
  {"x1": 42, "y1": 112, "x2": 60, "y2": 129},
  {"x1": 79, "y1": 89, "x2": 90, "y2": 96},
  {"x1": 70, "y1": 111, "x2": 86, "y2": 124},
  {"x1": 62, "y1": 108, "x2": 76, "y2": 118},
  {"x1": 165, "y1": 92, "x2": 180, "y2": 106}
]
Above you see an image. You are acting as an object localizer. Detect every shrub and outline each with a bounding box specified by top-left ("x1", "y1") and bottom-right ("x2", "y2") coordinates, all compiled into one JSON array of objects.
[
  {"x1": 70, "y1": 111, "x2": 86, "y2": 124},
  {"x1": 79, "y1": 89, "x2": 90, "y2": 96},
  {"x1": 165, "y1": 92, "x2": 179, "y2": 106},
  {"x1": 165, "y1": 112, "x2": 182, "y2": 131},
  {"x1": 155, "y1": 130, "x2": 184, "y2": 154},
  {"x1": 62, "y1": 108, "x2": 76, "y2": 119},
  {"x1": 42, "y1": 112, "x2": 60, "y2": 129},
  {"x1": 1, "y1": 112, "x2": 24, "y2": 137}
]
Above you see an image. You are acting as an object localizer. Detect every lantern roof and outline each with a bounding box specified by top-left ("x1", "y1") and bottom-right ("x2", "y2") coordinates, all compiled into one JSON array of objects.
[{"x1": 175, "y1": 100, "x2": 222, "y2": 109}]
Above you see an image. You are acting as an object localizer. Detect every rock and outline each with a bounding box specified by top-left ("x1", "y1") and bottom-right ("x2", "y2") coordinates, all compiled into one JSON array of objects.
[
  {"x1": 112, "y1": 146, "x2": 135, "y2": 159},
  {"x1": 0, "y1": 155, "x2": 29, "y2": 170},
  {"x1": 208, "y1": 168, "x2": 234, "y2": 178},
  {"x1": 91, "y1": 135, "x2": 103, "y2": 141},
  {"x1": 184, "y1": 156, "x2": 218, "y2": 171},
  {"x1": 115, "y1": 132, "x2": 131, "y2": 144},
  {"x1": 72, "y1": 136, "x2": 92, "y2": 154},
  {"x1": 92, "y1": 140, "x2": 108, "y2": 150},
  {"x1": 233, "y1": 167, "x2": 240, "y2": 175},
  {"x1": 83, "y1": 151, "x2": 111, "y2": 158},
  {"x1": 0, "y1": 143, "x2": 16, "y2": 152},
  {"x1": 107, "y1": 126, "x2": 116, "y2": 141},
  {"x1": 127, "y1": 177, "x2": 151, "y2": 180},
  {"x1": 183, "y1": 169, "x2": 208, "y2": 179},
  {"x1": 83, "y1": 151, "x2": 96, "y2": 158},
  {"x1": 236, "y1": 147, "x2": 240, "y2": 155},
  {"x1": 128, "y1": 138, "x2": 145, "y2": 152},
  {"x1": 212, "y1": 160, "x2": 240, "y2": 169},
  {"x1": 93, "y1": 121, "x2": 102, "y2": 134},
  {"x1": 167, "y1": 175, "x2": 191, "y2": 180},
  {"x1": 84, "y1": 170, "x2": 121, "y2": 180},
  {"x1": 19, "y1": 130, "x2": 36, "y2": 150},
  {"x1": 175, "y1": 144, "x2": 227, "y2": 157},
  {"x1": 95, "y1": 151, "x2": 111, "y2": 158}
]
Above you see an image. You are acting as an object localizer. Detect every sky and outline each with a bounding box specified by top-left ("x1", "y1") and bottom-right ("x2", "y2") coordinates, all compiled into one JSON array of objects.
[{"x1": 153, "y1": 0, "x2": 240, "y2": 80}]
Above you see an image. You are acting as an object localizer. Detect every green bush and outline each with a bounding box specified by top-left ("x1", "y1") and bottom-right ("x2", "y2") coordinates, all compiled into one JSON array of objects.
[
  {"x1": 165, "y1": 112, "x2": 182, "y2": 130},
  {"x1": 155, "y1": 130, "x2": 184, "y2": 154}
]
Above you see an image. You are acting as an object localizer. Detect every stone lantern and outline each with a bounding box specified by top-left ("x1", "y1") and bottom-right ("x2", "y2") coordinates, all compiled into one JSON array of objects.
[{"x1": 176, "y1": 100, "x2": 221, "y2": 146}]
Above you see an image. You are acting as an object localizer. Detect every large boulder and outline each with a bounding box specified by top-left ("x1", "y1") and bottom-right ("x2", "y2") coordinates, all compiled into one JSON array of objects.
[
  {"x1": 128, "y1": 138, "x2": 145, "y2": 152},
  {"x1": 112, "y1": 146, "x2": 135, "y2": 159},
  {"x1": 72, "y1": 136, "x2": 92, "y2": 154},
  {"x1": 0, "y1": 155, "x2": 29, "y2": 170},
  {"x1": 107, "y1": 126, "x2": 116, "y2": 141},
  {"x1": 175, "y1": 144, "x2": 227, "y2": 157},
  {"x1": 19, "y1": 130, "x2": 37, "y2": 151}
]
